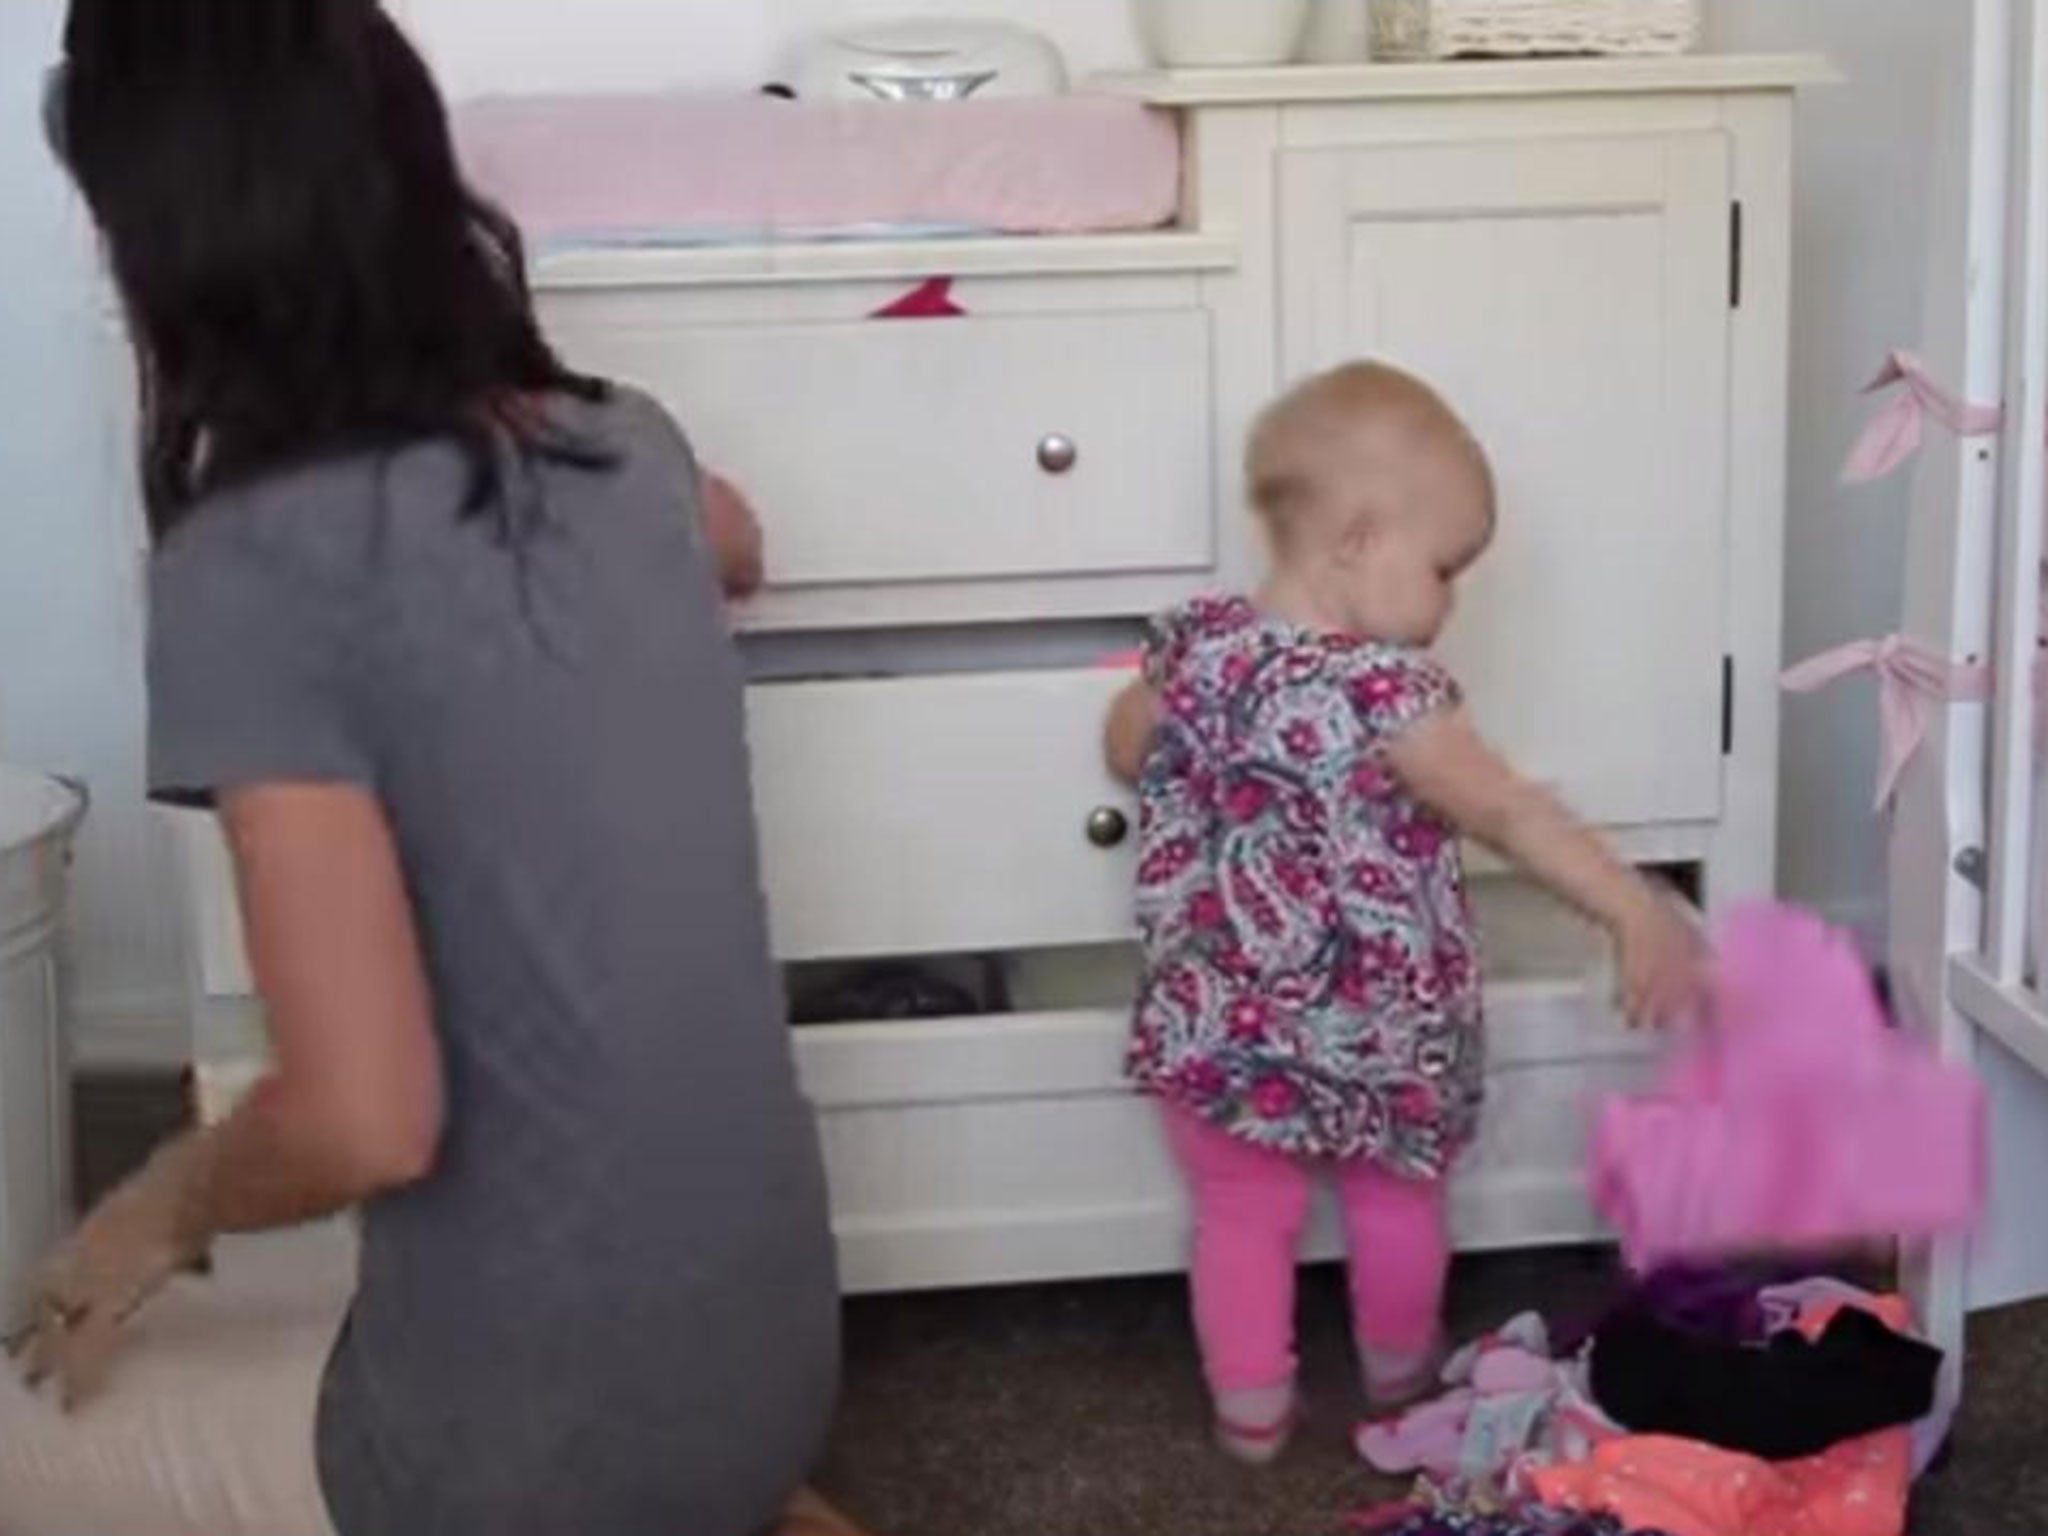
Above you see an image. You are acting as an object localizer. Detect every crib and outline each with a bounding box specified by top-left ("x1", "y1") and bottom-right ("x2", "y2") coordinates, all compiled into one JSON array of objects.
[{"x1": 1881, "y1": 0, "x2": 2048, "y2": 1381}]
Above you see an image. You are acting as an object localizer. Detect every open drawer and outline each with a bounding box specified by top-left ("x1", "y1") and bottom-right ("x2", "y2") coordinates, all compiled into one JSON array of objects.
[{"x1": 788, "y1": 970, "x2": 1652, "y2": 1294}]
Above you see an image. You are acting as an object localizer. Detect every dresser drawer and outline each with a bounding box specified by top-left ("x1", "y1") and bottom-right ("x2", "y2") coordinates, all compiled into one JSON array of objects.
[
  {"x1": 551, "y1": 309, "x2": 1215, "y2": 590},
  {"x1": 747, "y1": 669, "x2": 1137, "y2": 962}
]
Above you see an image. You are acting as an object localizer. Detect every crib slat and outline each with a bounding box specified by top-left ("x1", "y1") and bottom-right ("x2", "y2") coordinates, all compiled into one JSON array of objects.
[
  {"x1": 1986, "y1": 0, "x2": 2048, "y2": 984},
  {"x1": 1952, "y1": 951, "x2": 2048, "y2": 1081}
]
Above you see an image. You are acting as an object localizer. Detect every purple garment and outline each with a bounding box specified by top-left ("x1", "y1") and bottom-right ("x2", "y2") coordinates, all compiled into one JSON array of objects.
[{"x1": 1552, "y1": 1261, "x2": 1803, "y2": 1358}]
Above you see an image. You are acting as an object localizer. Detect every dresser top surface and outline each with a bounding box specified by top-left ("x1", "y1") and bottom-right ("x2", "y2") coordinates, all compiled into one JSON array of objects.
[{"x1": 1090, "y1": 53, "x2": 1837, "y2": 108}]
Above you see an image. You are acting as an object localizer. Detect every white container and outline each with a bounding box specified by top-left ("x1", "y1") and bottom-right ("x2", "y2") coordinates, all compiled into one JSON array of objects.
[
  {"x1": 0, "y1": 767, "x2": 84, "y2": 1330},
  {"x1": 1132, "y1": 0, "x2": 1313, "y2": 67},
  {"x1": 1301, "y1": 0, "x2": 1373, "y2": 61}
]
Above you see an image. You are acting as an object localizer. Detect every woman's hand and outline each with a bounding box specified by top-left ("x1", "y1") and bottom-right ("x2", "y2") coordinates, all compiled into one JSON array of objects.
[
  {"x1": 1616, "y1": 893, "x2": 1709, "y2": 1029},
  {"x1": 701, "y1": 471, "x2": 765, "y2": 602},
  {"x1": 12, "y1": 1131, "x2": 216, "y2": 1409},
  {"x1": 9, "y1": 780, "x2": 448, "y2": 1413}
]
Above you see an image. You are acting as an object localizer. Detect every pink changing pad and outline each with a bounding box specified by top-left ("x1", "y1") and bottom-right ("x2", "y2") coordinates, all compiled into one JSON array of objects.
[{"x1": 454, "y1": 93, "x2": 1182, "y2": 249}]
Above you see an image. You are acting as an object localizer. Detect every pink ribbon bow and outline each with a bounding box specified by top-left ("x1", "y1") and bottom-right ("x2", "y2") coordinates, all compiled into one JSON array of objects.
[
  {"x1": 1781, "y1": 635, "x2": 1992, "y2": 811},
  {"x1": 1841, "y1": 351, "x2": 2005, "y2": 485}
]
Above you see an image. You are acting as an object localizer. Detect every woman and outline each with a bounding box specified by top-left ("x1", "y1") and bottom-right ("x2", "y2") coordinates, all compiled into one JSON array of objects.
[{"x1": 10, "y1": 2, "x2": 855, "y2": 1532}]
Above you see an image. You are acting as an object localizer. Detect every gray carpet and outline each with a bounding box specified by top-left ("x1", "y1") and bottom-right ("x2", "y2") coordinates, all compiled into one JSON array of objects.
[
  {"x1": 76, "y1": 1076, "x2": 2048, "y2": 1536},
  {"x1": 823, "y1": 1255, "x2": 2048, "y2": 1536}
]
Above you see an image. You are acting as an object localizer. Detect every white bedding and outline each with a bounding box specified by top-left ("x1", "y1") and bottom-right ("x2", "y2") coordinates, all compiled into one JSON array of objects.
[{"x1": 0, "y1": 1224, "x2": 352, "y2": 1536}]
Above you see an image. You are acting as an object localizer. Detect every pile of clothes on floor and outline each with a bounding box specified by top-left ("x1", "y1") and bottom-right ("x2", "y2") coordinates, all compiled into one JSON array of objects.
[
  {"x1": 1344, "y1": 903, "x2": 1980, "y2": 1536},
  {"x1": 1351, "y1": 1265, "x2": 1949, "y2": 1536}
]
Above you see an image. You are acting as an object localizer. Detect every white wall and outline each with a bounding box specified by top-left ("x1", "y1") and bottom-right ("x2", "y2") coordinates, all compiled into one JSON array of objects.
[
  {"x1": 1709, "y1": 0, "x2": 1947, "y2": 946},
  {"x1": 392, "y1": 0, "x2": 1144, "y2": 98},
  {"x1": 0, "y1": 0, "x2": 1949, "y2": 1064},
  {"x1": 0, "y1": 0, "x2": 187, "y2": 1068}
]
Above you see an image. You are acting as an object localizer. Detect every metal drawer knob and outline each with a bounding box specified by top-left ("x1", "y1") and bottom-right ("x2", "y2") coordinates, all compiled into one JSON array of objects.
[
  {"x1": 1037, "y1": 434, "x2": 1079, "y2": 475},
  {"x1": 1086, "y1": 806, "x2": 1130, "y2": 849}
]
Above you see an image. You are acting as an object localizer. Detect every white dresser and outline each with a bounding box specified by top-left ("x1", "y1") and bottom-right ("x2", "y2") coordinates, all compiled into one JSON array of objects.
[{"x1": 174, "y1": 56, "x2": 1825, "y2": 1294}]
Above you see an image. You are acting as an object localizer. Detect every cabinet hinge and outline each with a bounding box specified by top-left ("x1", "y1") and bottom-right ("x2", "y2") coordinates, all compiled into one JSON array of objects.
[
  {"x1": 1729, "y1": 201, "x2": 1745, "y2": 310},
  {"x1": 1721, "y1": 655, "x2": 1736, "y2": 755}
]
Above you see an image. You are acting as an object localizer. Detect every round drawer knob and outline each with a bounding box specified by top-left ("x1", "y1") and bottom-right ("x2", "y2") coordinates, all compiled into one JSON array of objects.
[
  {"x1": 1086, "y1": 806, "x2": 1130, "y2": 849},
  {"x1": 1037, "y1": 434, "x2": 1079, "y2": 475}
]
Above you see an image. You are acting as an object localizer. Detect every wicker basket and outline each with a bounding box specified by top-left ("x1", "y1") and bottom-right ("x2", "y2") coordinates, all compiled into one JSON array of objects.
[{"x1": 1369, "y1": 0, "x2": 1703, "y2": 58}]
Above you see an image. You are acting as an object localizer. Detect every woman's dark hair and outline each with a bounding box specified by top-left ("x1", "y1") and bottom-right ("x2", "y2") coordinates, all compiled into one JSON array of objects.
[{"x1": 53, "y1": 0, "x2": 609, "y2": 538}]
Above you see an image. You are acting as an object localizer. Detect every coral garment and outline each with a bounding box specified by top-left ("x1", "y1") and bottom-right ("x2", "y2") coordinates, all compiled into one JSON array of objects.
[{"x1": 1531, "y1": 1297, "x2": 1919, "y2": 1536}]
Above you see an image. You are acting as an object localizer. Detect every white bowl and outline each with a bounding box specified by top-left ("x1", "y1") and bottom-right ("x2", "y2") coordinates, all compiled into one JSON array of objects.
[{"x1": 1133, "y1": 0, "x2": 1313, "y2": 68}]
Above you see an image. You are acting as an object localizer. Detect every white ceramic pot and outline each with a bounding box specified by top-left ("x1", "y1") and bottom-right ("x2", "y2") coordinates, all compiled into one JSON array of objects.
[{"x1": 1132, "y1": 0, "x2": 1313, "y2": 68}]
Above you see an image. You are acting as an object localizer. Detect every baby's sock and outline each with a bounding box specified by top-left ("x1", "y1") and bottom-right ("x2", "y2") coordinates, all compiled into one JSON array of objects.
[
  {"x1": 1213, "y1": 1381, "x2": 1298, "y2": 1465},
  {"x1": 1360, "y1": 1338, "x2": 1443, "y2": 1411}
]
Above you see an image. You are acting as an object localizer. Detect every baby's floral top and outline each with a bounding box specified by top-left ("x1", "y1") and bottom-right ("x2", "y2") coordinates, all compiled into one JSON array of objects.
[{"x1": 1128, "y1": 595, "x2": 1484, "y2": 1175}]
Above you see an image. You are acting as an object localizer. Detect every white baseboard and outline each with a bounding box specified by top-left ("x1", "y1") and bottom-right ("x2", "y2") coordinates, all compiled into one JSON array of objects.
[{"x1": 67, "y1": 993, "x2": 191, "y2": 1073}]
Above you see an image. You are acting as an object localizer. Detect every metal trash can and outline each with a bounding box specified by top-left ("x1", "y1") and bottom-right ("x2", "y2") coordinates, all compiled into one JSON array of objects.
[{"x1": 0, "y1": 766, "x2": 85, "y2": 1329}]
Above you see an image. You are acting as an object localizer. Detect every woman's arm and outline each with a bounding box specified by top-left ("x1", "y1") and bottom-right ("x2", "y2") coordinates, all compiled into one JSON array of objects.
[
  {"x1": 1104, "y1": 679, "x2": 1161, "y2": 784},
  {"x1": 199, "y1": 782, "x2": 444, "y2": 1233},
  {"x1": 18, "y1": 783, "x2": 440, "y2": 1405}
]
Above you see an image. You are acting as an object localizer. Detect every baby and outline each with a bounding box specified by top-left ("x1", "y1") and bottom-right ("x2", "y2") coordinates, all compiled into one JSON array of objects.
[{"x1": 1104, "y1": 361, "x2": 1701, "y2": 1463}]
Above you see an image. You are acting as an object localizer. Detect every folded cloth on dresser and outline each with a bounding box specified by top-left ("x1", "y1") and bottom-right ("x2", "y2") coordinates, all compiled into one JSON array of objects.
[
  {"x1": 1590, "y1": 902, "x2": 1984, "y2": 1271},
  {"x1": 454, "y1": 93, "x2": 1181, "y2": 249}
]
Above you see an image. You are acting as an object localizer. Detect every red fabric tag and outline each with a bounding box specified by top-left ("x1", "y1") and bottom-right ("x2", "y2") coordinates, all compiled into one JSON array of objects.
[{"x1": 872, "y1": 276, "x2": 965, "y2": 319}]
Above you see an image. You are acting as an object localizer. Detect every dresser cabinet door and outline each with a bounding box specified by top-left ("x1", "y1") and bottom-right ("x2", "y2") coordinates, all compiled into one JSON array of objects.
[{"x1": 1280, "y1": 132, "x2": 1733, "y2": 829}]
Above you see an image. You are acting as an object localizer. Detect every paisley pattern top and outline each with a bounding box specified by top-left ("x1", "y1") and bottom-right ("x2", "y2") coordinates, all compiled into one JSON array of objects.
[{"x1": 1127, "y1": 595, "x2": 1484, "y2": 1174}]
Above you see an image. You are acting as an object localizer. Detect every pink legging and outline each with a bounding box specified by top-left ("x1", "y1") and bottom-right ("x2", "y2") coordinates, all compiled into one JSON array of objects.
[{"x1": 1162, "y1": 1104, "x2": 1450, "y2": 1396}]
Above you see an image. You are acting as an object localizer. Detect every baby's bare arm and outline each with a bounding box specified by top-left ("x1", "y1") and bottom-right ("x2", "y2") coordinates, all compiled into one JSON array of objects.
[{"x1": 1386, "y1": 707, "x2": 1702, "y2": 1024}]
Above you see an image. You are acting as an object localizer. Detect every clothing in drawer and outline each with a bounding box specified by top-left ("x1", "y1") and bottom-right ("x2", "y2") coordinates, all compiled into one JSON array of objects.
[
  {"x1": 547, "y1": 310, "x2": 1217, "y2": 590},
  {"x1": 745, "y1": 669, "x2": 1137, "y2": 962}
]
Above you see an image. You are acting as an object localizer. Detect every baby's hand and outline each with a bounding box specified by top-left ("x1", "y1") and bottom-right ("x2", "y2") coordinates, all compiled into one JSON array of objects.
[{"x1": 1616, "y1": 894, "x2": 1708, "y2": 1028}]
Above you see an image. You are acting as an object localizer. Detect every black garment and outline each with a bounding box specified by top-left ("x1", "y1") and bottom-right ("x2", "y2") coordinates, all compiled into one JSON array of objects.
[{"x1": 1590, "y1": 1301, "x2": 1940, "y2": 1460}]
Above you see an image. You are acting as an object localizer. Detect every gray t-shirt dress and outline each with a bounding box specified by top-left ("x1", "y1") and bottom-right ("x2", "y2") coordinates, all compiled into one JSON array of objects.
[{"x1": 145, "y1": 390, "x2": 840, "y2": 1536}]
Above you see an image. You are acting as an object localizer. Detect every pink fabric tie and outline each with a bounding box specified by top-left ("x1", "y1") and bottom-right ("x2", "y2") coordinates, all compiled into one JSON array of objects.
[
  {"x1": 1780, "y1": 636, "x2": 1991, "y2": 812},
  {"x1": 1841, "y1": 351, "x2": 2003, "y2": 484}
]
